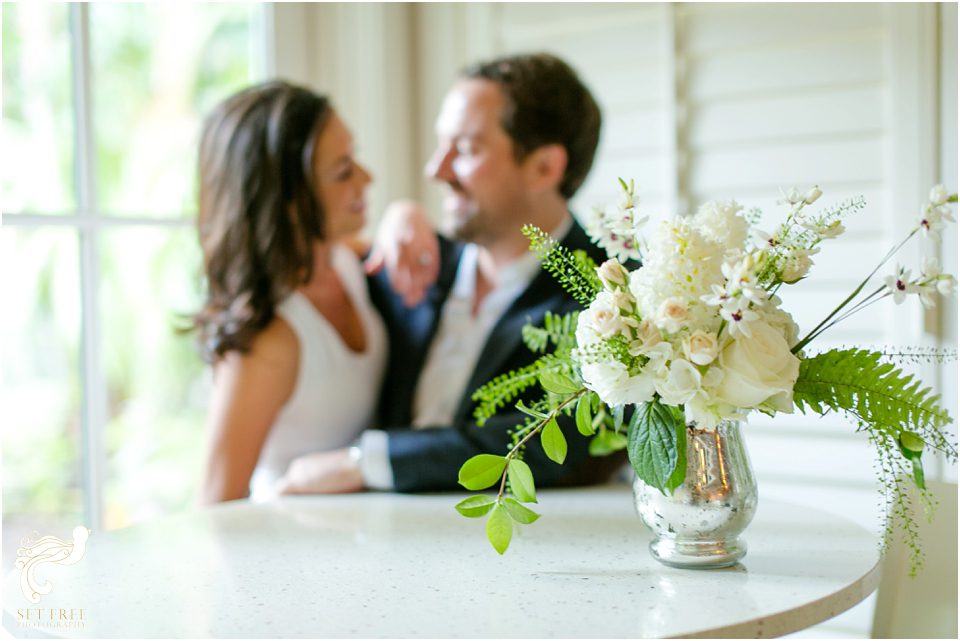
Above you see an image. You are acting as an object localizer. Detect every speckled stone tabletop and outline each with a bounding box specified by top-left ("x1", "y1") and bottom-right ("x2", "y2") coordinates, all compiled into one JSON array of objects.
[{"x1": 3, "y1": 485, "x2": 880, "y2": 638}]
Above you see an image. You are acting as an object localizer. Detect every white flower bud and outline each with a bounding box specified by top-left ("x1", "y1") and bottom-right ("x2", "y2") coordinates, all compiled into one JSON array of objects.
[
  {"x1": 596, "y1": 259, "x2": 628, "y2": 290},
  {"x1": 929, "y1": 184, "x2": 949, "y2": 206},
  {"x1": 656, "y1": 297, "x2": 688, "y2": 334},
  {"x1": 682, "y1": 330, "x2": 720, "y2": 366},
  {"x1": 635, "y1": 319, "x2": 662, "y2": 352},
  {"x1": 803, "y1": 186, "x2": 822, "y2": 205},
  {"x1": 780, "y1": 187, "x2": 803, "y2": 205},
  {"x1": 937, "y1": 274, "x2": 956, "y2": 296},
  {"x1": 818, "y1": 220, "x2": 844, "y2": 239},
  {"x1": 781, "y1": 251, "x2": 814, "y2": 284}
]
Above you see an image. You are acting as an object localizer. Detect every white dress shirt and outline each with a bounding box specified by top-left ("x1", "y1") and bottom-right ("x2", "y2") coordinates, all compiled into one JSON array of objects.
[{"x1": 361, "y1": 217, "x2": 573, "y2": 489}]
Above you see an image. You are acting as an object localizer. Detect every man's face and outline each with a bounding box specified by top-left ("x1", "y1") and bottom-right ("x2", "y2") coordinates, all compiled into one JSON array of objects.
[{"x1": 424, "y1": 79, "x2": 528, "y2": 245}]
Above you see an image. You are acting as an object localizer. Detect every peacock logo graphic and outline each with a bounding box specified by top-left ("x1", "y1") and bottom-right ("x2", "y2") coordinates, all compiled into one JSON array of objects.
[{"x1": 15, "y1": 526, "x2": 90, "y2": 604}]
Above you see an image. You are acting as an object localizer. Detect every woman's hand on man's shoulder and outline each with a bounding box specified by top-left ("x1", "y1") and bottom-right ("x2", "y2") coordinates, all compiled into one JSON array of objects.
[{"x1": 364, "y1": 199, "x2": 440, "y2": 308}]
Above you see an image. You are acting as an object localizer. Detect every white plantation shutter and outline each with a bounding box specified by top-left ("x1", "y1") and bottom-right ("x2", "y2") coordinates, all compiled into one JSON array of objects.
[{"x1": 496, "y1": 3, "x2": 675, "y2": 225}]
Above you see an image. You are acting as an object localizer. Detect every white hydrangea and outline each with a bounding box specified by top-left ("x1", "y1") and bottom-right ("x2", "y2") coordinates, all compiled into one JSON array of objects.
[
  {"x1": 628, "y1": 218, "x2": 725, "y2": 335},
  {"x1": 692, "y1": 199, "x2": 749, "y2": 251}
]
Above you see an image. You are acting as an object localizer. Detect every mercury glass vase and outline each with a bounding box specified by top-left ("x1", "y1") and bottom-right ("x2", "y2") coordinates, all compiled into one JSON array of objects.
[{"x1": 632, "y1": 421, "x2": 758, "y2": 569}]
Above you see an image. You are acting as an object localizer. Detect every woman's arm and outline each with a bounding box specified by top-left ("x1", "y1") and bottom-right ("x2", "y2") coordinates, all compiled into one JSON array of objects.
[{"x1": 200, "y1": 317, "x2": 299, "y2": 503}]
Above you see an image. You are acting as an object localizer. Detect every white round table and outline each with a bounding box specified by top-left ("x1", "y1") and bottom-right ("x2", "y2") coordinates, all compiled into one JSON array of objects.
[{"x1": 4, "y1": 486, "x2": 880, "y2": 638}]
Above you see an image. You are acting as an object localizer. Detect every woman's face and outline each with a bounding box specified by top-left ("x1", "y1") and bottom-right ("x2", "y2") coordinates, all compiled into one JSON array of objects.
[{"x1": 312, "y1": 112, "x2": 373, "y2": 240}]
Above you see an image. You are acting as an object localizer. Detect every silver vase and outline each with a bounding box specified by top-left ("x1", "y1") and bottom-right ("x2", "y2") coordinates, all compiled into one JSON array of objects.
[{"x1": 632, "y1": 421, "x2": 758, "y2": 569}]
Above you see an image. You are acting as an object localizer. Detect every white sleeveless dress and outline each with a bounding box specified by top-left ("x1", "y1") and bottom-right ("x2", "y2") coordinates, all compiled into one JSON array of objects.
[{"x1": 249, "y1": 244, "x2": 387, "y2": 500}]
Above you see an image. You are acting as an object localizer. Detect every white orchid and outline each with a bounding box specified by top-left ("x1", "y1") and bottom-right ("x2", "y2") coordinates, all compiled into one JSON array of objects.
[{"x1": 884, "y1": 265, "x2": 917, "y2": 304}]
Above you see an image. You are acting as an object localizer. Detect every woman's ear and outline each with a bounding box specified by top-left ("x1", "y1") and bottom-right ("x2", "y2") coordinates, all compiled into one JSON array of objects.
[{"x1": 523, "y1": 144, "x2": 568, "y2": 194}]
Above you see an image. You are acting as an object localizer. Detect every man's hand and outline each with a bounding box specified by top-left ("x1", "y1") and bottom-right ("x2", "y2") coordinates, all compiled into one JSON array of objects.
[
  {"x1": 275, "y1": 448, "x2": 364, "y2": 494},
  {"x1": 365, "y1": 199, "x2": 439, "y2": 307}
]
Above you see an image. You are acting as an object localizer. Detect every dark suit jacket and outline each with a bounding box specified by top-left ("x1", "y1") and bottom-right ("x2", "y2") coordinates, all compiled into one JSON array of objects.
[{"x1": 367, "y1": 220, "x2": 625, "y2": 492}]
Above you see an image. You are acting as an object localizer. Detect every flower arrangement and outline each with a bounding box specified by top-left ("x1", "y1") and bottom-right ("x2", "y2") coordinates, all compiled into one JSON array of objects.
[{"x1": 456, "y1": 180, "x2": 957, "y2": 574}]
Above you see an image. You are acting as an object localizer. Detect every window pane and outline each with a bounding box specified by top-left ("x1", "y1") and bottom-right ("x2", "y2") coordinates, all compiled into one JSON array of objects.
[
  {"x1": 1, "y1": 3, "x2": 75, "y2": 214},
  {"x1": 1, "y1": 228, "x2": 84, "y2": 563},
  {"x1": 90, "y1": 3, "x2": 256, "y2": 218},
  {"x1": 100, "y1": 227, "x2": 209, "y2": 528}
]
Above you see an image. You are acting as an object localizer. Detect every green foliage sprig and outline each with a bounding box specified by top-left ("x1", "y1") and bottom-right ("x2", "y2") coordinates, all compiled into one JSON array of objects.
[
  {"x1": 522, "y1": 225, "x2": 601, "y2": 305},
  {"x1": 522, "y1": 311, "x2": 579, "y2": 354},
  {"x1": 794, "y1": 348, "x2": 956, "y2": 573},
  {"x1": 457, "y1": 379, "x2": 586, "y2": 554}
]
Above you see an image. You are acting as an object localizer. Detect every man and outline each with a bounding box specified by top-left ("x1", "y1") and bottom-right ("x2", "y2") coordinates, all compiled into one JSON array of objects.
[{"x1": 279, "y1": 53, "x2": 621, "y2": 493}]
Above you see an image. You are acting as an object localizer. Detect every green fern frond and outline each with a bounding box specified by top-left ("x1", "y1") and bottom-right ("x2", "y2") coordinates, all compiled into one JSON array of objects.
[
  {"x1": 472, "y1": 359, "x2": 547, "y2": 426},
  {"x1": 794, "y1": 348, "x2": 955, "y2": 460},
  {"x1": 522, "y1": 225, "x2": 601, "y2": 305},
  {"x1": 522, "y1": 312, "x2": 580, "y2": 353}
]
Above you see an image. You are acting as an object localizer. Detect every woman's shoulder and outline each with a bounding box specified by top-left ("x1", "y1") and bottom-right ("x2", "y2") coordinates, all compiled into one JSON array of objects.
[{"x1": 242, "y1": 313, "x2": 299, "y2": 371}]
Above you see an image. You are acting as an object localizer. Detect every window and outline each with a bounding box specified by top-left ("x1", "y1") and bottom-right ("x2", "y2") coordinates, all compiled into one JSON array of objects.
[{"x1": 2, "y1": 3, "x2": 266, "y2": 554}]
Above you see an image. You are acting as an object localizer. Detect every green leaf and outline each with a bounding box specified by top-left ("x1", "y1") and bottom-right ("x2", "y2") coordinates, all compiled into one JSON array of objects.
[
  {"x1": 454, "y1": 495, "x2": 496, "y2": 518},
  {"x1": 458, "y1": 454, "x2": 507, "y2": 491},
  {"x1": 627, "y1": 399, "x2": 682, "y2": 493},
  {"x1": 516, "y1": 400, "x2": 548, "y2": 420},
  {"x1": 541, "y1": 418, "x2": 568, "y2": 464},
  {"x1": 910, "y1": 457, "x2": 926, "y2": 490},
  {"x1": 576, "y1": 395, "x2": 595, "y2": 436},
  {"x1": 899, "y1": 431, "x2": 924, "y2": 454},
  {"x1": 507, "y1": 459, "x2": 537, "y2": 503},
  {"x1": 539, "y1": 370, "x2": 581, "y2": 395},
  {"x1": 503, "y1": 498, "x2": 541, "y2": 524},
  {"x1": 612, "y1": 405, "x2": 625, "y2": 433},
  {"x1": 664, "y1": 421, "x2": 688, "y2": 494},
  {"x1": 486, "y1": 504, "x2": 513, "y2": 554},
  {"x1": 588, "y1": 430, "x2": 628, "y2": 456}
]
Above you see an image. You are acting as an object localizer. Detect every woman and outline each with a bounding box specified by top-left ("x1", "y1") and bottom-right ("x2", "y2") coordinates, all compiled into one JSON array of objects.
[{"x1": 193, "y1": 81, "x2": 433, "y2": 503}]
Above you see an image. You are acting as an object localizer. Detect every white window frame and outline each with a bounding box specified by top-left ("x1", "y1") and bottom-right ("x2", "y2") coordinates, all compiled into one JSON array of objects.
[{"x1": 3, "y1": 3, "x2": 270, "y2": 531}]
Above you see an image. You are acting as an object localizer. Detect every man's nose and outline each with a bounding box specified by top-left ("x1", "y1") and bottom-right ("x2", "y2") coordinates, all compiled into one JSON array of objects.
[{"x1": 425, "y1": 145, "x2": 454, "y2": 182}]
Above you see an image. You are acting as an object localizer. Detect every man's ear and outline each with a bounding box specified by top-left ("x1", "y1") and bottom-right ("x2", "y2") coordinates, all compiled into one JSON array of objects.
[{"x1": 524, "y1": 144, "x2": 568, "y2": 194}]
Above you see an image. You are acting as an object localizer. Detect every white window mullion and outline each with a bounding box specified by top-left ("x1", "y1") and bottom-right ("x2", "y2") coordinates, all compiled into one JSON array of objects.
[{"x1": 70, "y1": 2, "x2": 106, "y2": 532}]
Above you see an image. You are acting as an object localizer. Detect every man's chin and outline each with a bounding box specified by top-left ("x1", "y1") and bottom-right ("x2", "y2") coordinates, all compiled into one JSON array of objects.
[{"x1": 448, "y1": 209, "x2": 482, "y2": 242}]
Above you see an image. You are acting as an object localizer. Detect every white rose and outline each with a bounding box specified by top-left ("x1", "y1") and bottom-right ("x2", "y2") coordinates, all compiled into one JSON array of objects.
[
  {"x1": 714, "y1": 321, "x2": 800, "y2": 411},
  {"x1": 930, "y1": 184, "x2": 949, "y2": 206},
  {"x1": 596, "y1": 259, "x2": 629, "y2": 290},
  {"x1": 682, "y1": 330, "x2": 719, "y2": 366},
  {"x1": 759, "y1": 306, "x2": 800, "y2": 351},
  {"x1": 581, "y1": 361, "x2": 657, "y2": 407},
  {"x1": 656, "y1": 297, "x2": 688, "y2": 334},
  {"x1": 577, "y1": 292, "x2": 627, "y2": 343},
  {"x1": 591, "y1": 308, "x2": 628, "y2": 339},
  {"x1": 655, "y1": 359, "x2": 702, "y2": 406},
  {"x1": 628, "y1": 319, "x2": 662, "y2": 355}
]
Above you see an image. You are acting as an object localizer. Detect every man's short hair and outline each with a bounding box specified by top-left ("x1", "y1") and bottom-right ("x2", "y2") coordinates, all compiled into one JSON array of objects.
[{"x1": 461, "y1": 53, "x2": 601, "y2": 200}]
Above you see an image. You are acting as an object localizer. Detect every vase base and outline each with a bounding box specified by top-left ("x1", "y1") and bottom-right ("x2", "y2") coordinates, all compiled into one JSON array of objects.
[{"x1": 649, "y1": 538, "x2": 746, "y2": 569}]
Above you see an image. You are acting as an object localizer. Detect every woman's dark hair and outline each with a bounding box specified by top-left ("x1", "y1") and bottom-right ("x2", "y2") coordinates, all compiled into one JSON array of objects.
[
  {"x1": 461, "y1": 53, "x2": 601, "y2": 199},
  {"x1": 192, "y1": 80, "x2": 332, "y2": 362}
]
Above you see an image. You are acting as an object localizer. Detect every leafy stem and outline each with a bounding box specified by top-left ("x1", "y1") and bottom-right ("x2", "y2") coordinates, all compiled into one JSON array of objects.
[{"x1": 495, "y1": 390, "x2": 586, "y2": 503}]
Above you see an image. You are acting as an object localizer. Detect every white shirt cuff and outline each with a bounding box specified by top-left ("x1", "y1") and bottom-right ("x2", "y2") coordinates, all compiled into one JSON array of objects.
[{"x1": 359, "y1": 430, "x2": 395, "y2": 490}]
